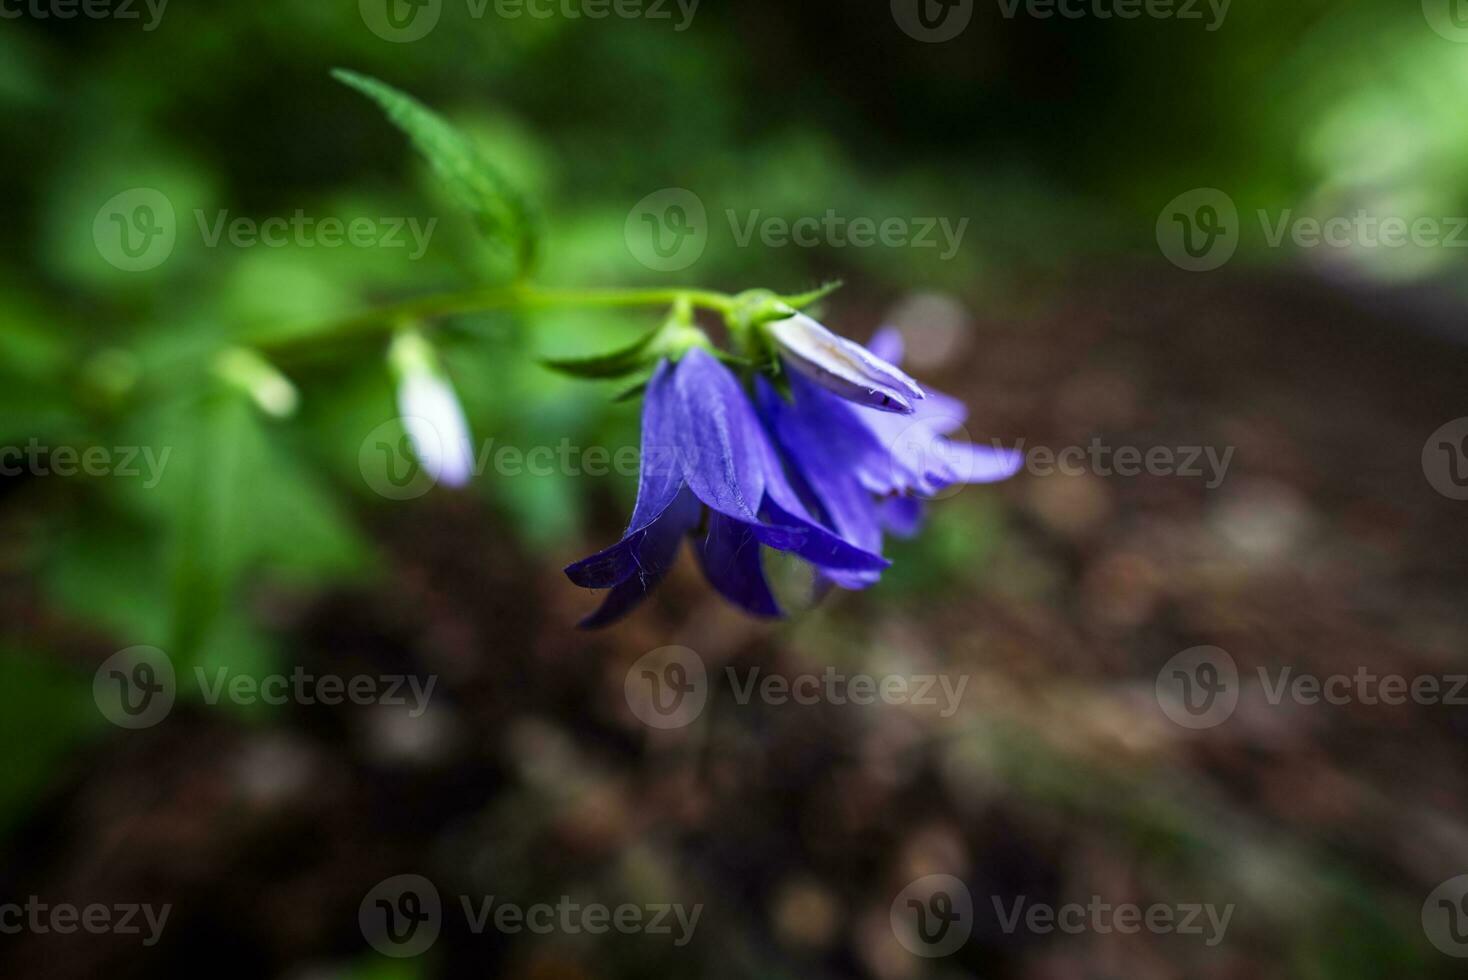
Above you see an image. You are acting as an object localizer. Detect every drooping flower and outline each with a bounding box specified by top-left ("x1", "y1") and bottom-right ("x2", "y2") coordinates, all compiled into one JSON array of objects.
[
  {"x1": 759, "y1": 326, "x2": 1023, "y2": 590},
  {"x1": 564, "y1": 347, "x2": 889, "y2": 627},
  {"x1": 389, "y1": 329, "x2": 475, "y2": 488}
]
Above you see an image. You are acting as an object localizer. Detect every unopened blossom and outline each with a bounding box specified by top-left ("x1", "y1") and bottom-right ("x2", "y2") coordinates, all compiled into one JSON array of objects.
[
  {"x1": 764, "y1": 308, "x2": 926, "y2": 413},
  {"x1": 390, "y1": 330, "x2": 475, "y2": 488}
]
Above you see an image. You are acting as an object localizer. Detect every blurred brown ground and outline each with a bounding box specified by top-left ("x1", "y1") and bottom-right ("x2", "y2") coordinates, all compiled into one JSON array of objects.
[{"x1": 3, "y1": 268, "x2": 1467, "y2": 979}]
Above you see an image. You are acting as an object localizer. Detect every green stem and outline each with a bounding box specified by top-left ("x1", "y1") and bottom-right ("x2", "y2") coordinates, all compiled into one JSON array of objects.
[{"x1": 248, "y1": 283, "x2": 736, "y2": 358}]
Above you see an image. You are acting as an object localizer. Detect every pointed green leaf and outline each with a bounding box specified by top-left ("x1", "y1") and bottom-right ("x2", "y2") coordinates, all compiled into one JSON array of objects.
[
  {"x1": 539, "y1": 322, "x2": 663, "y2": 379},
  {"x1": 780, "y1": 280, "x2": 844, "y2": 310},
  {"x1": 332, "y1": 68, "x2": 539, "y2": 275}
]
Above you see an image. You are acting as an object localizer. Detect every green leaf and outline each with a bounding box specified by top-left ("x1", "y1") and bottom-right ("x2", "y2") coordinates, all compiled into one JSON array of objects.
[
  {"x1": 779, "y1": 280, "x2": 844, "y2": 310},
  {"x1": 539, "y1": 322, "x2": 663, "y2": 379},
  {"x1": 332, "y1": 68, "x2": 539, "y2": 275},
  {"x1": 154, "y1": 382, "x2": 370, "y2": 663}
]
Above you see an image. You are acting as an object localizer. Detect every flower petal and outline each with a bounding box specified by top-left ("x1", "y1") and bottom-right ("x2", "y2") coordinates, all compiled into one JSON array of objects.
[
  {"x1": 758, "y1": 377, "x2": 884, "y2": 556},
  {"x1": 695, "y1": 512, "x2": 781, "y2": 617},
  {"x1": 755, "y1": 498, "x2": 890, "y2": 572},
  {"x1": 865, "y1": 326, "x2": 905, "y2": 366},
  {"x1": 671, "y1": 348, "x2": 766, "y2": 522},
  {"x1": 570, "y1": 488, "x2": 700, "y2": 627},
  {"x1": 768, "y1": 312, "x2": 924, "y2": 414},
  {"x1": 942, "y1": 442, "x2": 1026, "y2": 484},
  {"x1": 398, "y1": 374, "x2": 475, "y2": 487},
  {"x1": 879, "y1": 495, "x2": 926, "y2": 538},
  {"x1": 624, "y1": 358, "x2": 684, "y2": 535}
]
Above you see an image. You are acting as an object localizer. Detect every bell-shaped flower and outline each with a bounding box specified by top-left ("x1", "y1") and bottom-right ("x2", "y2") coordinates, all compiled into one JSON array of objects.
[
  {"x1": 564, "y1": 347, "x2": 889, "y2": 627},
  {"x1": 759, "y1": 327, "x2": 1022, "y2": 590}
]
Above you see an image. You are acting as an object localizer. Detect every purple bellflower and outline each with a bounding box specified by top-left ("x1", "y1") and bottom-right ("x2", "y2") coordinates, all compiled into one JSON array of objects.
[
  {"x1": 758, "y1": 326, "x2": 1024, "y2": 592},
  {"x1": 565, "y1": 347, "x2": 889, "y2": 628}
]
